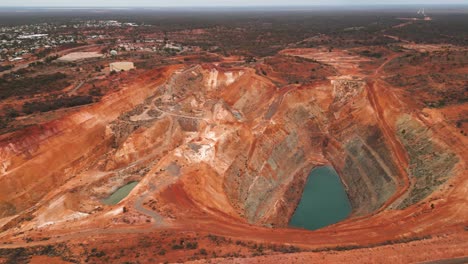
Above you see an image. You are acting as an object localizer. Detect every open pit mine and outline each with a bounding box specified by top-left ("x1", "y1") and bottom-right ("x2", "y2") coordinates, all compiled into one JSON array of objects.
[{"x1": 0, "y1": 45, "x2": 467, "y2": 263}]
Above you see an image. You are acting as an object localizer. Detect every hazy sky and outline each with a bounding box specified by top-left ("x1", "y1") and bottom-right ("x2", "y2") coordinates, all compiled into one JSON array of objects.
[{"x1": 1, "y1": 0, "x2": 466, "y2": 7}]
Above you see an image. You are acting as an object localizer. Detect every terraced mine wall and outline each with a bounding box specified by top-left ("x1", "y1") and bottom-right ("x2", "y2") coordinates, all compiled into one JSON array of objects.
[
  {"x1": 324, "y1": 80, "x2": 399, "y2": 216},
  {"x1": 340, "y1": 128, "x2": 399, "y2": 216},
  {"x1": 221, "y1": 75, "x2": 324, "y2": 227},
  {"x1": 0, "y1": 63, "x2": 460, "y2": 232},
  {"x1": 0, "y1": 67, "x2": 177, "y2": 217},
  {"x1": 223, "y1": 129, "x2": 313, "y2": 226},
  {"x1": 395, "y1": 115, "x2": 459, "y2": 209},
  {"x1": 223, "y1": 76, "x2": 406, "y2": 225}
]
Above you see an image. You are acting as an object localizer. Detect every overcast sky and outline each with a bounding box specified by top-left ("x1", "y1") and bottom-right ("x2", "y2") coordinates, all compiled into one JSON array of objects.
[{"x1": 1, "y1": 0, "x2": 466, "y2": 7}]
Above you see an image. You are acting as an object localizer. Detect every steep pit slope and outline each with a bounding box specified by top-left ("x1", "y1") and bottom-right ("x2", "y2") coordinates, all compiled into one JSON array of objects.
[
  {"x1": 0, "y1": 48, "x2": 466, "y2": 264},
  {"x1": 324, "y1": 79, "x2": 400, "y2": 216},
  {"x1": 0, "y1": 66, "x2": 180, "y2": 219}
]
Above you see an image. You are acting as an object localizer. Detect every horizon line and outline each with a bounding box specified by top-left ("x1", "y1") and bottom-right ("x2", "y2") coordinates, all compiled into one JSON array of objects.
[{"x1": 1, "y1": 4, "x2": 468, "y2": 8}]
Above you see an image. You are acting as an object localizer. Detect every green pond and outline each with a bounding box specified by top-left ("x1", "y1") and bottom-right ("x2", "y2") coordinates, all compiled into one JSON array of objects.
[
  {"x1": 289, "y1": 166, "x2": 352, "y2": 230},
  {"x1": 102, "y1": 181, "x2": 139, "y2": 205}
]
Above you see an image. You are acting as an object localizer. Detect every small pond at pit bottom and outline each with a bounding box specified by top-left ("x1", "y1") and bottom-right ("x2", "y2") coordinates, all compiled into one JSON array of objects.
[
  {"x1": 102, "y1": 181, "x2": 139, "y2": 205},
  {"x1": 289, "y1": 166, "x2": 352, "y2": 230}
]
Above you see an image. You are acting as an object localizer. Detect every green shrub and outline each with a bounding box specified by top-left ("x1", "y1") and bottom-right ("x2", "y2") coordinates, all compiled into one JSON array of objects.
[
  {"x1": 23, "y1": 96, "x2": 93, "y2": 114},
  {"x1": 186, "y1": 242, "x2": 198, "y2": 249}
]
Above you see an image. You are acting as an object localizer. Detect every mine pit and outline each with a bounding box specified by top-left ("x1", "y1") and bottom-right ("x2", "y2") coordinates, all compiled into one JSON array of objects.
[
  {"x1": 289, "y1": 166, "x2": 352, "y2": 230},
  {"x1": 0, "y1": 10, "x2": 467, "y2": 262}
]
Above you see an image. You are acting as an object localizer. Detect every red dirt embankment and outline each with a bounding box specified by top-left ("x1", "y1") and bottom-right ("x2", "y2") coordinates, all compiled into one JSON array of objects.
[
  {"x1": 0, "y1": 65, "x2": 181, "y2": 216},
  {"x1": 0, "y1": 49, "x2": 466, "y2": 263}
]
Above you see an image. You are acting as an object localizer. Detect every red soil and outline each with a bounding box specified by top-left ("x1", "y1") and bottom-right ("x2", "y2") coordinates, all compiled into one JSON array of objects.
[{"x1": 0, "y1": 48, "x2": 466, "y2": 263}]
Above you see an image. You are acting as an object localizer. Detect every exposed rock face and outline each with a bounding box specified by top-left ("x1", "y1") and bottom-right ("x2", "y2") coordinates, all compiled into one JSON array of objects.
[
  {"x1": 0, "y1": 64, "x2": 459, "y2": 221},
  {"x1": 0, "y1": 55, "x2": 465, "y2": 263},
  {"x1": 0, "y1": 67, "x2": 178, "y2": 217},
  {"x1": 223, "y1": 127, "x2": 312, "y2": 225},
  {"x1": 395, "y1": 115, "x2": 459, "y2": 208},
  {"x1": 339, "y1": 131, "x2": 398, "y2": 215},
  {"x1": 323, "y1": 79, "x2": 400, "y2": 216}
]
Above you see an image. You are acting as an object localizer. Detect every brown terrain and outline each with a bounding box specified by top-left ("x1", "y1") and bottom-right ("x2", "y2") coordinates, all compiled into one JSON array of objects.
[{"x1": 0, "y1": 21, "x2": 467, "y2": 263}]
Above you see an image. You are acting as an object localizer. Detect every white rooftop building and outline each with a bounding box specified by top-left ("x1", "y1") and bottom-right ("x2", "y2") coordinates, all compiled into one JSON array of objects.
[{"x1": 17, "y1": 34, "x2": 48, "y2": 40}]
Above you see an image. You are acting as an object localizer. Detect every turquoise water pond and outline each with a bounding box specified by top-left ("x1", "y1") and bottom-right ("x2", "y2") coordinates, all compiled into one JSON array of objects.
[
  {"x1": 102, "y1": 181, "x2": 139, "y2": 205},
  {"x1": 290, "y1": 166, "x2": 352, "y2": 230}
]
